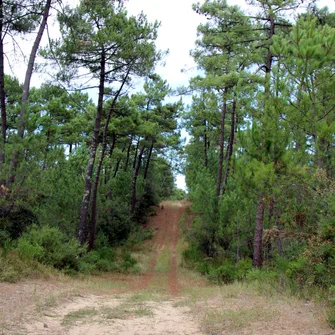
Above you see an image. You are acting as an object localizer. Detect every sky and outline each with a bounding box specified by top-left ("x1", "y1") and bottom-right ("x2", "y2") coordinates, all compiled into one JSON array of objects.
[{"x1": 8, "y1": 0, "x2": 335, "y2": 191}]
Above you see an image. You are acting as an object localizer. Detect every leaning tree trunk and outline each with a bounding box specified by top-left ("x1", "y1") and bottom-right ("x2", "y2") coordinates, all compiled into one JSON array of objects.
[
  {"x1": 143, "y1": 140, "x2": 154, "y2": 180},
  {"x1": 8, "y1": 0, "x2": 52, "y2": 185},
  {"x1": 0, "y1": 0, "x2": 6, "y2": 166},
  {"x1": 215, "y1": 90, "x2": 227, "y2": 197},
  {"x1": 253, "y1": 194, "x2": 265, "y2": 268},
  {"x1": 18, "y1": 0, "x2": 52, "y2": 138},
  {"x1": 78, "y1": 51, "x2": 106, "y2": 245},
  {"x1": 88, "y1": 69, "x2": 130, "y2": 250},
  {"x1": 131, "y1": 142, "x2": 146, "y2": 215}
]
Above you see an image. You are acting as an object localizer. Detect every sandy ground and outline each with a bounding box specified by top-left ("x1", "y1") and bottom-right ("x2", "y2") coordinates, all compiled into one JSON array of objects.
[{"x1": 1, "y1": 201, "x2": 334, "y2": 335}]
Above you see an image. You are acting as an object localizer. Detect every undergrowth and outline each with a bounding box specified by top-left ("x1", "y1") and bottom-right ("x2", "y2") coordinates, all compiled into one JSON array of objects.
[
  {"x1": 182, "y1": 207, "x2": 335, "y2": 329},
  {"x1": 0, "y1": 220, "x2": 153, "y2": 282}
]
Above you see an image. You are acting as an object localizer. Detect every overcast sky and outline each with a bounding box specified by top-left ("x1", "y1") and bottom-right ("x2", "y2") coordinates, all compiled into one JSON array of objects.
[{"x1": 9, "y1": 0, "x2": 335, "y2": 190}]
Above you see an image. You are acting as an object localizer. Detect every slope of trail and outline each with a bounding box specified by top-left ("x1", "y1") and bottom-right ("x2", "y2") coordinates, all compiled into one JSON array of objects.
[
  {"x1": 1, "y1": 201, "x2": 334, "y2": 335},
  {"x1": 134, "y1": 200, "x2": 185, "y2": 295}
]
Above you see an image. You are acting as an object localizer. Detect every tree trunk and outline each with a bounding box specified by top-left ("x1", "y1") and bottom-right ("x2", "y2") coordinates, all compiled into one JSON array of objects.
[
  {"x1": 133, "y1": 137, "x2": 140, "y2": 169},
  {"x1": 252, "y1": 15, "x2": 274, "y2": 266},
  {"x1": 8, "y1": 0, "x2": 52, "y2": 185},
  {"x1": 253, "y1": 194, "x2": 265, "y2": 268},
  {"x1": 18, "y1": 0, "x2": 52, "y2": 138},
  {"x1": 123, "y1": 136, "x2": 132, "y2": 172},
  {"x1": 131, "y1": 142, "x2": 145, "y2": 215},
  {"x1": 78, "y1": 51, "x2": 106, "y2": 245},
  {"x1": 143, "y1": 140, "x2": 154, "y2": 180},
  {"x1": 88, "y1": 133, "x2": 116, "y2": 251},
  {"x1": 222, "y1": 98, "x2": 236, "y2": 196},
  {"x1": 204, "y1": 120, "x2": 208, "y2": 169},
  {"x1": 275, "y1": 207, "x2": 283, "y2": 257},
  {"x1": 87, "y1": 68, "x2": 130, "y2": 250},
  {"x1": 215, "y1": 91, "x2": 227, "y2": 197},
  {"x1": 0, "y1": 0, "x2": 6, "y2": 166}
]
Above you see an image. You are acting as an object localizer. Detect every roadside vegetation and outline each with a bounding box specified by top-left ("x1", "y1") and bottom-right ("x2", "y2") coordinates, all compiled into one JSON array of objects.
[{"x1": 181, "y1": 0, "x2": 335, "y2": 328}]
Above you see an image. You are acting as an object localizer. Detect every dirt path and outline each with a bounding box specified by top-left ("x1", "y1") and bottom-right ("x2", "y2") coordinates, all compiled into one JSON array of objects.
[
  {"x1": 1, "y1": 201, "x2": 334, "y2": 335},
  {"x1": 137, "y1": 200, "x2": 184, "y2": 295}
]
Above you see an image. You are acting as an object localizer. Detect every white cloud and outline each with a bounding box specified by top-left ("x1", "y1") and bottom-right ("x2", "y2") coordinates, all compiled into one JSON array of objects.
[{"x1": 126, "y1": 0, "x2": 203, "y2": 89}]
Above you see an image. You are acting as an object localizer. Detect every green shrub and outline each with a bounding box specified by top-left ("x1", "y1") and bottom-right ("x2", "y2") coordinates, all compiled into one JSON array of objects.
[
  {"x1": 97, "y1": 247, "x2": 116, "y2": 262},
  {"x1": 235, "y1": 258, "x2": 253, "y2": 280},
  {"x1": 17, "y1": 239, "x2": 44, "y2": 260},
  {"x1": 245, "y1": 268, "x2": 279, "y2": 283},
  {"x1": 195, "y1": 261, "x2": 210, "y2": 275},
  {"x1": 0, "y1": 205, "x2": 38, "y2": 241},
  {"x1": 0, "y1": 230, "x2": 10, "y2": 247},
  {"x1": 125, "y1": 226, "x2": 153, "y2": 247},
  {"x1": 17, "y1": 225, "x2": 85, "y2": 270},
  {"x1": 182, "y1": 243, "x2": 203, "y2": 264},
  {"x1": 78, "y1": 261, "x2": 96, "y2": 274},
  {"x1": 96, "y1": 259, "x2": 118, "y2": 272},
  {"x1": 120, "y1": 252, "x2": 137, "y2": 271},
  {"x1": 81, "y1": 251, "x2": 100, "y2": 264},
  {"x1": 208, "y1": 262, "x2": 235, "y2": 284},
  {"x1": 78, "y1": 247, "x2": 118, "y2": 274},
  {"x1": 0, "y1": 252, "x2": 49, "y2": 282}
]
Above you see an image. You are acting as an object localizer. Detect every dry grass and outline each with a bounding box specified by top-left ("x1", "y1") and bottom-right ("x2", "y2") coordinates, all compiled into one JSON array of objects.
[
  {"x1": 101, "y1": 302, "x2": 154, "y2": 320},
  {"x1": 179, "y1": 280, "x2": 331, "y2": 335},
  {"x1": 154, "y1": 247, "x2": 171, "y2": 273},
  {"x1": 62, "y1": 307, "x2": 98, "y2": 326}
]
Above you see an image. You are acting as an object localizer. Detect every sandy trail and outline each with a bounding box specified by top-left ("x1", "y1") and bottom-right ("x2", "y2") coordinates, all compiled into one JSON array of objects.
[{"x1": 1, "y1": 201, "x2": 334, "y2": 335}]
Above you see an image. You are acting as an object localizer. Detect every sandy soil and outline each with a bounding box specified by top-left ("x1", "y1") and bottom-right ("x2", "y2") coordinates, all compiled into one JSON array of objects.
[{"x1": 1, "y1": 201, "x2": 334, "y2": 335}]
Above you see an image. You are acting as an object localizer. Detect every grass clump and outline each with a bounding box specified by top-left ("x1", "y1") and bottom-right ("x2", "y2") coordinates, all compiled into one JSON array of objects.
[
  {"x1": 203, "y1": 306, "x2": 275, "y2": 334},
  {"x1": 102, "y1": 302, "x2": 153, "y2": 320},
  {"x1": 155, "y1": 247, "x2": 171, "y2": 273},
  {"x1": 62, "y1": 308, "x2": 98, "y2": 326},
  {"x1": 327, "y1": 285, "x2": 335, "y2": 328},
  {"x1": 0, "y1": 250, "x2": 51, "y2": 283}
]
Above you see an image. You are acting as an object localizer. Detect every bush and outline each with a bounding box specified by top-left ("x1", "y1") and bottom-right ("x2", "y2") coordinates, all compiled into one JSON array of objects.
[
  {"x1": 78, "y1": 261, "x2": 96, "y2": 274},
  {"x1": 97, "y1": 205, "x2": 132, "y2": 245},
  {"x1": 0, "y1": 205, "x2": 38, "y2": 241},
  {"x1": 208, "y1": 262, "x2": 235, "y2": 284},
  {"x1": 125, "y1": 226, "x2": 153, "y2": 247},
  {"x1": 16, "y1": 225, "x2": 85, "y2": 270},
  {"x1": 245, "y1": 268, "x2": 279, "y2": 283},
  {"x1": 0, "y1": 252, "x2": 49, "y2": 283},
  {"x1": 235, "y1": 258, "x2": 253, "y2": 280},
  {"x1": 97, "y1": 247, "x2": 116, "y2": 262},
  {"x1": 79, "y1": 248, "x2": 118, "y2": 274},
  {"x1": 168, "y1": 188, "x2": 188, "y2": 201},
  {"x1": 120, "y1": 251, "x2": 137, "y2": 271}
]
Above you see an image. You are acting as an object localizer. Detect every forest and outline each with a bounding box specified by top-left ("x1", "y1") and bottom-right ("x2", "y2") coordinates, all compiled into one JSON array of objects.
[{"x1": 0, "y1": 0, "x2": 334, "y2": 328}]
